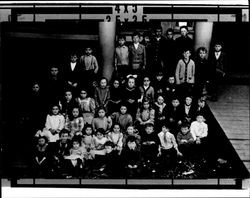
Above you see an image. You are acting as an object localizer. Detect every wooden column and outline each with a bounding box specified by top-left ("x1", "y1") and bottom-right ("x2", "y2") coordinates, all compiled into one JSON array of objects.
[
  {"x1": 99, "y1": 22, "x2": 116, "y2": 81},
  {"x1": 194, "y1": 22, "x2": 213, "y2": 56}
]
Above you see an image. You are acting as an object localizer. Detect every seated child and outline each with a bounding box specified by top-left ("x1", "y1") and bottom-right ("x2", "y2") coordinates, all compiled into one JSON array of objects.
[
  {"x1": 92, "y1": 107, "x2": 112, "y2": 132},
  {"x1": 59, "y1": 90, "x2": 78, "y2": 118},
  {"x1": 65, "y1": 107, "x2": 84, "y2": 138},
  {"x1": 76, "y1": 89, "x2": 96, "y2": 125},
  {"x1": 107, "y1": 123, "x2": 123, "y2": 154},
  {"x1": 81, "y1": 124, "x2": 95, "y2": 160},
  {"x1": 107, "y1": 79, "x2": 122, "y2": 114},
  {"x1": 121, "y1": 136, "x2": 141, "y2": 178},
  {"x1": 154, "y1": 95, "x2": 168, "y2": 131},
  {"x1": 111, "y1": 104, "x2": 133, "y2": 133},
  {"x1": 167, "y1": 97, "x2": 182, "y2": 134},
  {"x1": 176, "y1": 123, "x2": 194, "y2": 159},
  {"x1": 195, "y1": 97, "x2": 210, "y2": 123},
  {"x1": 180, "y1": 96, "x2": 197, "y2": 124},
  {"x1": 94, "y1": 77, "x2": 110, "y2": 109},
  {"x1": 152, "y1": 71, "x2": 166, "y2": 100},
  {"x1": 165, "y1": 76, "x2": 177, "y2": 105},
  {"x1": 141, "y1": 123, "x2": 159, "y2": 173},
  {"x1": 138, "y1": 76, "x2": 155, "y2": 104},
  {"x1": 123, "y1": 125, "x2": 141, "y2": 150},
  {"x1": 158, "y1": 125, "x2": 182, "y2": 171}
]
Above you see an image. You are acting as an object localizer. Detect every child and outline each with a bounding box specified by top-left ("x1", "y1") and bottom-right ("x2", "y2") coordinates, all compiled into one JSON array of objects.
[
  {"x1": 175, "y1": 49, "x2": 195, "y2": 97},
  {"x1": 60, "y1": 90, "x2": 78, "y2": 118},
  {"x1": 138, "y1": 76, "x2": 155, "y2": 104},
  {"x1": 82, "y1": 124, "x2": 95, "y2": 156},
  {"x1": 165, "y1": 76, "x2": 177, "y2": 105},
  {"x1": 76, "y1": 89, "x2": 96, "y2": 125},
  {"x1": 33, "y1": 136, "x2": 50, "y2": 177},
  {"x1": 158, "y1": 125, "x2": 182, "y2": 172},
  {"x1": 176, "y1": 123, "x2": 194, "y2": 159},
  {"x1": 92, "y1": 107, "x2": 112, "y2": 132},
  {"x1": 152, "y1": 71, "x2": 166, "y2": 99},
  {"x1": 94, "y1": 77, "x2": 110, "y2": 109},
  {"x1": 121, "y1": 136, "x2": 141, "y2": 178},
  {"x1": 167, "y1": 97, "x2": 182, "y2": 133},
  {"x1": 122, "y1": 76, "x2": 141, "y2": 118},
  {"x1": 65, "y1": 107, "x2": 84, "y2": 138},
  {"x1": 195, "y1": 97, "x2": 210, "y2": 123},
  {"x1": 37, "y1": 104, "x2": 65, "y2": 142},
  {"x1": 64, "y1": 136, "x2": 86, "y2": 177},
  {"x1": 154, "y1": 95, "x2": 168, "y2": 131},
  {"x1": 135, "y1": 99, "x2": 155, "y2": 131},
  {"x1": 129, "y1": 31, "x2": 146, "y2": 78},
  {"x1": 107, "y1": 123, "x2": 123, "y2": 154},
  {"x1": 80, "y1": 47, "x2": 99, "y2": 90},
  {"x1": 180, "y1": 96, "x2": 196, "y2": 124},
  {"x1": 107, "y1": 79, "x2": 122, "y2": 114},
  {"x1": 115, "y1": 35, "x2": 130, "y2": 82},
  {"x1": 123, "y1": 125, "x2": 141, "y2": 149},
  {"x1": 111, "y1": 104, "x2": 133, "y2": 133},
  {"x1": 141, "y1": 123, "x2": 159, "y2": 173}
]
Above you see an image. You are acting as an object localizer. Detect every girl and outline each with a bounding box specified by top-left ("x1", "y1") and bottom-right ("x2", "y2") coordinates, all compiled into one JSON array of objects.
[
  {"x1": 135, "y1": 99, "x2": 155, "y2": 131},
  {"x1": 59, "y1": 90, "x2": 78, "y2": 118},
  {"x1": 76, "y1": 89, "x2": 96, "y2": 125},
  {"x1": 65, "y1": 107, "x2": 84, "y2": 138},
  {"x1": 107, "y1": 79, "x2": 122, "y2": 114},
  {"x1": 94, "y1": 77, "x2": 110, "y2": 109},
  {"x1": 37, "y1": 104, "x2": 65, "y2": 142},
  {"x1": 107, "y1": 123, "x2": 123, "y2": 154},
  {"x1": 82, "y1": 124, "x2": 95, "y2": 160},
  {"x1": 123, "y1": 125, "x2": 141, "y2": 149},
  {"x1": 138, "y1": 76, "x2": 155, "y2": 104},
  {"x1": 111, "y1": 104, "x2": 133, "y2": 133},
  {"x1": 92, "y1": 107, "x2": 112, "y2": 132},
  {"x1": 154, "y1": 95, "x2": 168, "y2": 131}
]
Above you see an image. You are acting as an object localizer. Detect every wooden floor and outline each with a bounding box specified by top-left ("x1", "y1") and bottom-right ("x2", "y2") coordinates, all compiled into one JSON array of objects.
[{"x1": 208, "y1": 84, "x2": 250, "y2": 174}]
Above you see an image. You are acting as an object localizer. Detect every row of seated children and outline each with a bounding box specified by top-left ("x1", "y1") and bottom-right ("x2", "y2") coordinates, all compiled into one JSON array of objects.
[{"x1": 33, "y1": 110, "x2": 208, "y2": 178}]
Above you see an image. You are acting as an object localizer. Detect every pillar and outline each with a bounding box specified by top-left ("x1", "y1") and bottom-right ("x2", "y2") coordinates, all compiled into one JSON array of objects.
[
  {"x1": 194, "y1": 22, "x2": 213, "y2": 56},
  {"x1": 99, "y1": 22, "x2": 116, "y2": 81}
]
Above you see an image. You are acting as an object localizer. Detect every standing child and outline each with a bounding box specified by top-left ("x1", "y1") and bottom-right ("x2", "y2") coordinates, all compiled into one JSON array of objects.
[
  {"x1": 37, "y1": 104, "x2": 65, "y2": 142},
  {"x1": 107, "y1": 79, "x2": 122, "y2": 114},
  {"x1": 115, "y1": 35, "x2": 130, "y2": 82},
  {"x1": 175, "y1": 49, "x2": 195, "y2": 97},
  {"x1": 111, "y1": 104, "x2": 133, "y2": 133},
  {"x1": 82, "y1": 124, "x2": 95, "y2": 159},
  {"x1": 154, "y1": 95, "x2": 168, "y2": 131},
  {"x1": 94, "y1": 77, "x2": 110, "y2": 109},
  {"x1": 107, "y1": 123, "x2": 123, "y2": 154},
  {"x1": 65, "y1": 107, "x2": 84, "y2": 138},
  {"x1": 158, "y1": 125, "x2": 182, "y2": 172},
  {"x1": 76, "y1": 89, "x2": 96, "y2": 125},
  {"x1": 138, "y1": 76, "x2": 155, "y2": 104},
  {"x1": 92, "y1": 107, "x2": 112, "y2": 132}
]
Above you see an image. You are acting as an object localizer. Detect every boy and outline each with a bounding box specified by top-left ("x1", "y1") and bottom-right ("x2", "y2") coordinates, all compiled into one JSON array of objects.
[
  {"x1": 175, "y1": 49, "x2": 195, "y2": 98},
  {"x1": 180, "y1": 96, "x2": 196, "y2": 124},
  {"x1": 138, "y1": 76, "x2": 155, "y2": 104},
  {"x1": 165, "y1": 76, "x2": 177, "y2": 105},
  {"x1": 152, "y1": 71, "x2": 166, "y2": 99},
  {"x1": 129, "y1": 31, "x2": 146, "y2": 79},
  {"x1": 115, "y1": 35, "x2": 129, "y2": 82},
  {"x1": 167, "y1": 97, "x2": 182, "y2": 133}
]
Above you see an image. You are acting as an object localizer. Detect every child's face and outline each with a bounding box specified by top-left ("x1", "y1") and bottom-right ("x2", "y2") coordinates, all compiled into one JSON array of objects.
[
  {"x1": 185, "y1": 97, "x2": 192, "y2": 106},
  {"x1": 85, "y1": 48, "x2": 92, "y2": 55},
  {"x1": 162, "y1": 126, "x2": 169, "y2": 133},
  {"x1": 32, "y1": 84, "x2": 40, "y2": 92},
  {"x1": 145, "y1": 126, "x2": 154, "y2": 134},
  {"x1": 120, "y1": 106, "x2": 127, "y2": 114},
  {"x1": 61, "y1": 133, "x2": 69, "y2": 143},
  {"x1": 50, "y1": 67, "x2": 58, "y2": 76},
  {"x1": 143, "y1": 102, "x2": 150, "y2": 109},
  {"x1": 118, "y1": 38, "x2": 125, "y2": 46},
  {"x1": 73, "y1": 141, "x2": 80, "y2": 149},
  {"x1": 100, "y1": 79, "x2": 107, "y2": 88},
  {"x1": 105, "y1": 145, "x2": 113, "y2": 154},
  {"x1": 198, "y1": 100, "x2": 205, "y2": 108},
  {"x1": 72, "y1": 108, "x2": 79, "y2": 118},
  {"x1": 70, "y1": 55, "x2": 77, "y2": 63},
  {"x1": 128, "y1": 78, "x2": 135, "y2": 88},
  {"x1": 38, "y1": 138, "x2": 46, "y2": 146},
  {"x1": 113, "y1": 125, "x2": 120, "y2": 133},
  {"x1": 180, "y1": 28, "x2": 188, "y2": 37},
  {"x1": 181, "y1": 126, "x2": 189, "y2": 134},
  {"x1": 96, "y1": 132, "x2": 104, "y2": 139},
  {"x1": 196, "y1": 115, "x2": 204, "y2": 123},
  {"x1": 132, "y1": 35, "x2": 140, "y2": 44},
  {"x1": 183, "y1": 51, "x2": 191, "y2": 59},
  {"x1": 166, "y1": 31, "x2": 173, "y2": 39},
  {"x1": 52, "y1": 106, "x2": 59, "y2": 115},
  {"x1": 168, "y1": 77, "x2": 175, "y2": 84},
  {"x1": 143, "y1": 77, "x2": 150, "y2": 86},
  {"x1": 127, "y1": 126, "x2": 134, "y2": 135},
  {"x1": 98, "y1": 109, "x2": 106, "y2": 118},
  {"x1": 157, "y1": 96, "x2": 164, "y2": 104},
  {"x1": 156, "y1": 75, "x2": 163, "y2": 81},
  {"x1": 144, "y1": 36, "x2": 150, "y2": 43},
  {"x1": 127, "y1": 141, "x2": 136, "y2": 150},
  {"x1": 155, "y1": 29, "x2": 162, "y2": 37},
  {"x1": 172, "y1": 99, "x2": 180, "y2": 107},
  {"x1": 215, "y1": 44, "x2": 222, "y2": 52},
  {"x1": 80, "y1": 90, "x2": 87, "y2": 99},
  {"x1": 85, "y1": 127, "x2": 92, "y2": 135},
  {"x1": 113, "y1": 80, "x2": 119, "y2": 88},
  {"x1": 65, "y1": 91, "x2": 72, "y2": 101},
  {"x1": 199, "y1": 50, "x2": 207, "y2": 59}
]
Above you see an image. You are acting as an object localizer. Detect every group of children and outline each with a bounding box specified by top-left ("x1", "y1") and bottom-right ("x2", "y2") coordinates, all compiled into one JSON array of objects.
[{"x1": 30, "y1": 26, "x2": 227, "y2": 178}]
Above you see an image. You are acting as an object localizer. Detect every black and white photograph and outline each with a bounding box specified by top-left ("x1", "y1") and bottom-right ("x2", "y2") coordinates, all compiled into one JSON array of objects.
[{"x1": 0, "y1": 0, "x2": 249, "y2": 197}]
